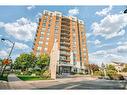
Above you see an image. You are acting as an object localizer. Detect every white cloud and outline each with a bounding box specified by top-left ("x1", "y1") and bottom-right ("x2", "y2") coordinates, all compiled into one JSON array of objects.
[
  {"x1": 92, "y1": 14, "x2": 127, "y2": 39},
  {"x1": 0, "y1": 50, "x2": 8, "y2": 58},
  {"x1": 14, "y1": 42, "x2": 30, "y2": 50},
  {"x1": 3, "y1": 41, "x2": 30, "y2": 50},
  {"x1": 87, "y1": 39, "x2": 101, "y2": 46},
  {"x1": 90, "y1": 42, "x2": 127, "y2": 64},
  {"x1": 68, "y1": 8, "x2": 79, "y2": 16},
  {"x1": 96, "y1": 6, "x2": 112, "y2": 16},
  {"x1": 0, "y1": 22, "x2": 4, "y2": 27},
  {"x1": 26, "y1": 5, "x2": 35, "y2": 10},
  {"x1": 117, "y1": 41, "x2": 127, "y2": 45},
  {"x1": 0, "y1": 17, "x2": 37, "y2": 41},
  {"x1": 94, "y1": 39, "x2": 101, "y2": 45},
  {"x1": 86, "y1": 33, "x2": 92, "y2": 38}
]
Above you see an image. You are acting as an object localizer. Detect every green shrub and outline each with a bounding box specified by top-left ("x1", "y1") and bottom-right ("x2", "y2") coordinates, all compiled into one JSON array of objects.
[
  {"x1": 107, "y1": 70, "x2": 124, "y2": 80},
  {"x1": 116, "y1": 74, "x2": 124, "y2": 80},
  {"x1": 93, "y1": 71, "x2": 104, "y2": 76},
  {"x1": 78, "y1": 72, "x2": 84, "y2": 75},
  {"x1": 107, "y1": 70, "x2": 117, "y2": 76},
  {"x1": 41, "y1": 70, "x2": 51, "y2": 78}
]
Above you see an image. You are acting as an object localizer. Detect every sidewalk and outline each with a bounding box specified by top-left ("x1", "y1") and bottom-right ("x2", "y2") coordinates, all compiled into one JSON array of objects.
[
  {"x1": 26, "y1": 75, "x2": 98, "y2": 88},
  {"x1": 0, "y1": 81, "x2": 10, "y2": 89},
  {"x1": 8, "y1": 74, "x2": 36, "y2": 89},
  {"x1": 7, "y1": 74, "x2": 98, "y2": 89}
]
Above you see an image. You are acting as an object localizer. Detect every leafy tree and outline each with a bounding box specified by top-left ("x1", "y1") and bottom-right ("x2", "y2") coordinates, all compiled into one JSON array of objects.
[
  {"x1": 36, "y1": 54, "x2": 50, "y2": 70},
  {"x1": 87, "y1": 64, "x2": 99, "y2": 75},
  {"x1": 106, "y1": 64, "x2": 117, "y2": 71},
  {"x1": 122, "y1": 64, "x2": 127, "y2": 72},
  {"x1": 0, "y1": 58, "x2": 2, "y2": 65},
  {"x1": 89, "y1": 64, "x2": 99, "y2": 72},
  {"x1": 14, "y1": 53, "x2": 37, "y2": 72}
]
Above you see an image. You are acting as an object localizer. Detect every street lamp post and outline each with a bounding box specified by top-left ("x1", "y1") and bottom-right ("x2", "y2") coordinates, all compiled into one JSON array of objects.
[
  {"x1": 101, "y1": 62, "x2": 107, "y2": 78},
  {"x1": 0, "y1": 38, "x2": 15, "y2": 77}
]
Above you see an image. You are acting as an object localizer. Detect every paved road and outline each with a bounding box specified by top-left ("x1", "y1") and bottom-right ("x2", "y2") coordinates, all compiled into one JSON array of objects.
[
  {"x1": 38, "y1": 79, "x2": 127, "y2": 89},
  {"x1": 1, "y1": 74, "x2": 127, "y2": 89}
]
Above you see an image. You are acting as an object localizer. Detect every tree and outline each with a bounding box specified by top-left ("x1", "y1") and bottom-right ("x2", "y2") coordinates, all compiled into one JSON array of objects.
[
  {"x1": 0, "y1": 58, "x2": 2, "y2": 65},
  {"x1": 0, "y1": 58, "x2": 3, "y2": 71},
  {"x1": 106, "y1": 64, "x2": 117, "y2": 78},
  {"x1": 106, "y1": 64, "x2": 117, "y2": 71},
  {"x1": 87, "y1": 64, "x2": 99, "y2": 75},
  {"x1": 14, "y1": 53, "x2": 37, "y2": 72},
  {"x1": 122, "y1": 64, "x2": 127, "y2": 72},
  {"x1": 36, "y1": 54, "x2": 50, "y2": 70}
]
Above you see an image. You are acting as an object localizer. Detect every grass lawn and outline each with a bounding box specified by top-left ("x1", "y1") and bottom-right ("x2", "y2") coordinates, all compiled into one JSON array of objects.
[
  {"x1": 0, "y1": 74, "x2": 8, "y2": 81},
  {"x1": 17, "y1": 75, "x2": 50, "y2": 81}
]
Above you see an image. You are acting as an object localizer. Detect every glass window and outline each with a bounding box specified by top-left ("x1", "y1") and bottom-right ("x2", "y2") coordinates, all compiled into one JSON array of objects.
[
  {"x1": 44, "y1": 48, "x2": 48, "y2": 52},
  {"x1": 40, "y1": 36, "x2": 43, "y2": 39},
  {"x1": 38, "y1": 41, "x2": 43, "y2": 45},
  {"x1": 41, "y1": 32, "x2": 44, "y2": 35},
  {"x1": 43, "y1": 19, "x2": 46, "y2": 23},
  {"x1": 42, "y1": 27, "x2": 46, "y2": 31},
  {"x1": 46, "y1": 38, "x2": 49, "y2": 40},
  {"x1": 37, "y1": 46, "x2": 42, "y2": 50},
  {"x1": 56, "y1": 16, "x2": 59, "y2": 20},
  {"x1": 43, "y1": 23, "x2": 46, "y2": 27},
  {"x1": 45, "y1": 42, "x2": 48, "y2": 45}
]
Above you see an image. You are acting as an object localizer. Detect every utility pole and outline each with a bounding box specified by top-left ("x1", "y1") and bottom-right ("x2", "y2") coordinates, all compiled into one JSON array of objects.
[{"x1": 0, "y1": 38, "x2": 15, "y2": 77}]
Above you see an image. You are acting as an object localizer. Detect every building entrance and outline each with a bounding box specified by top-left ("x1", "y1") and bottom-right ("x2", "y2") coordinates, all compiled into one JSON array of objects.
[{"x1": 59, "y1": 66, "x2": 72, "y2": 75}]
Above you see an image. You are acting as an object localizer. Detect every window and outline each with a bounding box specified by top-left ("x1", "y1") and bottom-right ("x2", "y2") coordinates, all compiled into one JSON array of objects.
[
  {"x1": 48, "y1": 24, "x2": 51, "y2": 27},
  {"x1": 41, "y1": 32, "x2": 44, "y2": 35},
  {"x1": 47, "y1": 33, "x2": 50, "y2": 37},
  {"x1": 56, "y1": 16, "x2": 59, "y2": 21},
  {"x1": 37, "y1": 46, "x2": 42, "y2": 50},
  {"x1": 45, "y1": 42, "x2": 48, "y2": 45},
  {"x1": 42, "y1": 27, "x2": 46, "y2": 31},
  {"x1": 48, "y1": 28, "x2": 50, "y2": 32},
  {"x1": 49, "y1": 19, "x2": 52, "y2": 24},
  {"x1": 44, "y1": 48, "x2": 48, "y2": 52},
  {"x1": 40, "y1": 36, "x2": 43, "y2": 39},
  {"x1": 72, "y1": 29, "x2": 75, "y2": 32},
  {"x1": 43, "y1": 19, "x2": 46, "y2": 23},
  {"x1": 55, "y1": 21, "x2": 59, "y2": 25},
  {"x1": 46, "y1": 38, "x2": 49, "y2": 40},
  {"x1": 43, "y1": 23, "x2": 46, "y2": 27},
  {"x1": 38, "y1": 41, "x2": 43, "y2": 45},
  {"x1": 55, "y1": 25, "x2": 59, "y2": 29}
]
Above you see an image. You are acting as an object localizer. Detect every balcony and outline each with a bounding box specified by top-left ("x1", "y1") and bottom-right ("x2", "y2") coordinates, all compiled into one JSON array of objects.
[
  {"x1": 61, "y1": 29, "x2": 70, "y2": 33},
  {"x1": 61, "y1": 21, "x2": 70, "y2": 26},
  {"x1": 61, "y1": 33, "x2": 70, "y2": 38},
  {"x1": 60, "y1": 46, "x2": 70, "y2": 51},
  {"x1": 60, "y1": 56, "x2": 70, "y2": 60},
  {"x1": 60, "y1": 51, "x2": 70, "y2": 56},
  {"x1": 60, "y1": 42, "x2": 70, "y2": 47},
  {"x1": 62, "y1": 17, "x2": 70, "y2": 22},
  {"x1": 61, "y1": 25, "x2": 70, "y2": 30},
  {"x1": 60, "y1": 37, "x2": 70, "y2": 42}
]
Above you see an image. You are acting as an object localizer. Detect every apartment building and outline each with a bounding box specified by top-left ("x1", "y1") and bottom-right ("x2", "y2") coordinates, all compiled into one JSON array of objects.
[{"x1": 33, "y1": 10, "x2": 89, "y2": 75}]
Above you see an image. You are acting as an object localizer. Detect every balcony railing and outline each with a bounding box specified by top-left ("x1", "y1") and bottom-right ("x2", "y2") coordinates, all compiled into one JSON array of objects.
[
  {"x1": 60, "y1": 37, "x2": 70, "y2": 42},
  {"x1": 60, "y1": 51, "x2": 70, "y2": 56}
]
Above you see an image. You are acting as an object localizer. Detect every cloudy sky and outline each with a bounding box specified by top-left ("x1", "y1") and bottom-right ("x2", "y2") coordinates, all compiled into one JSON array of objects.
[{"x1": 0, "y1": 6, "x2": 127, "y2": 64}]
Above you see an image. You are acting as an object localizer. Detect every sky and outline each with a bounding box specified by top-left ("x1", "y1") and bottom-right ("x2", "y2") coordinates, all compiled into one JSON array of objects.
[{"x1": 0, "y1": 6, "x2": 127, "y2": 65}]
